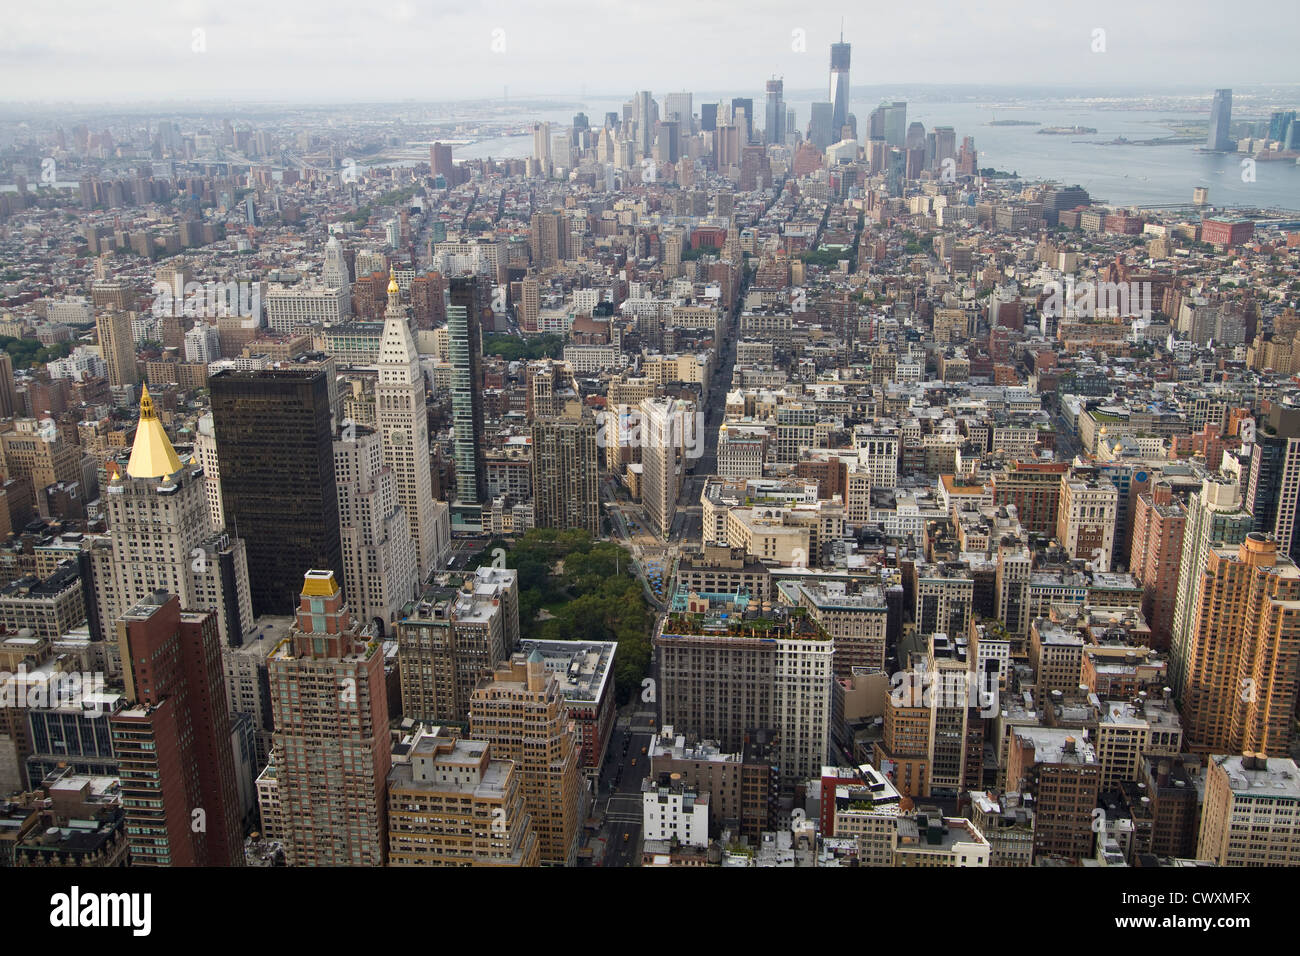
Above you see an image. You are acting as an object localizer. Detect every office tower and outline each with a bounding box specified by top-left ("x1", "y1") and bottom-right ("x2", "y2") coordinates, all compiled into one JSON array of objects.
[
  {"x1": 635, "y1": 90, "x2": 654, "y2": 156},
  {"x1": 809, "y1": 102, "x2": 834, "y2": 150},
  {"x1": 933, "y1": 126, "x2": 957, "y2": 168},
  {"x1": 109, "y1": 594, "x2": 243, "y2": 866},
  {"x1": 1206, "y1": 89, "x2": 1233, "y2": 151},
  {"x1": 715, "y1": 123, "x2": 741, "y2": 169},
  {"x1": 531, "y1": 413, "x2": 600, "y2": 535},
  {"x1": 1245, "y1": 401, "x2": 1300, "y2": 563},
  {"x1": 883, "y1": 101, "x2": 908, "y2": 147},
  {"x1": 532, "y1": 121, "x2": 551, "y2": 172},
  {"x1": 448, "y1": 277, "x2": 486, "y2": 525},
  {"x1": 429, "y1": 141, "x2": 454, "y2": 180},
  {"x1": 387, "y1": 733, "x2": 538, "y2": 866},
  {"x1": 1055, "y1": 472, "x2": 1119, "y2": 569},
  {"x1": 1180, "y1": 534, "x2": 1300, "y2": 757},
  {"x1": 210, "y1": 366, "x2": 344, "y2": 616},
  {"x1": 639, "y1": 397, "x2": 686, "y2": 538},
  {"x1": 323, "y1": 234, "x2": 351, "y2": 311},
  {"x1": 830, "y1": 36, "x2": 851, "y2": 139},
  {"x1": 96, "y1": 309, "x2": 138, "y2": 388},
  {"x1": 396, "y1": 567, "x2": 519, "y2": 723},
  {"x1": 764, "y1": 78, "x2": 785, "y2": 146},
  {"x1": 731, "y1": 97, "x2": 754, "y2": 143},
  {"x1": 1129, "y1": 482, "x2": 1186, "y2": 649},
  {"x1": 1269, "y1": 110, "x2": 1297, "y2": 144},
  {"x1": 1169, "y1": 475, "x2": 1252, "y2": 695},
  {"x1": 656, "y1": 605, "x2": 832, "y2": 785},
  {"x1": 470, "y1": 653, "x2": 581, "y2": 866},
  {"x1": 183, "y1": 322, "x2": 220, "y2": 363},
  {"x1": 797, "y1": 580, "x2": 888, "y2": 676},
  {"x1": 0, "y1": 352, "x2": 17, "y2": 417},
  {"x1": 530, "y1": 209, "x2": 566, "y2": 268},
  {"x1": 1198, "y1": 754, "x2": 1300, "y2": 865},
  {"x1": 333, "y1": 423, "x2": 418, "y2": 630},
  {"x1": 664, "y1": 91, "x2": 692, "y2": 135},
  {"x1": 97, "y1": 386, "x2": 253, "y2": 647},
  {"x1": 260, "y1": 571, "x2": 391, "y2": 866},
  {"x1": 376, "y1": 271, "x2": 442, "y2": 579},
  {"x1": 700, "y1": 102, "x2": 718, "y2": 132}
]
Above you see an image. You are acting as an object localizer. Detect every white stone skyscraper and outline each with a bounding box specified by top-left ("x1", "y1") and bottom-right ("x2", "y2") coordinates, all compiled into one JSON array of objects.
[
  {"x1": 323, "y1": 234, "x2": 351, "y2": 317},
  {"x1": 377, "y1": 269, "x2": 443, "y2": 579},
  {"x1": 96, "y1": 385, "x2": 254, "y2": 647},
  {"x1": 333, "y1": 423, "x2": 418, "y2": 629}
]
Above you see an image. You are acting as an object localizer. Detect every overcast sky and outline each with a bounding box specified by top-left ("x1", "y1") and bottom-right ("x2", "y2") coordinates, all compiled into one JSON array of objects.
[{"x1": 3, "y1": 0, "x2": 1296, "y2": 104}]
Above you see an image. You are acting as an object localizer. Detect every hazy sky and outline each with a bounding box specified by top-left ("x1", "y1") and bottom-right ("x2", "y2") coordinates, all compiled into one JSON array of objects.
[{"x1": 2, "y1": 0, "x2": 1296, "y2": 103}]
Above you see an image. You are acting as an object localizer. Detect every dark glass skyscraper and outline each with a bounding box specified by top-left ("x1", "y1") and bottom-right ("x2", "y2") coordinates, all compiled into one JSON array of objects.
[
  {"x1": 765, "y1": 78, "x2": 785, "y2": 146},
  {"x1": 210, "y1": 366, "x2": 343, "y2": 615},
  {"x1": 731, "y1": 97, "x2": 754, "y2": 143},
  {"x1": 448, "y1": 276, "x2": 486, "y2": 524},
  {"x1": 830, "y1": 37, "x2": 851, "y2": 138}
]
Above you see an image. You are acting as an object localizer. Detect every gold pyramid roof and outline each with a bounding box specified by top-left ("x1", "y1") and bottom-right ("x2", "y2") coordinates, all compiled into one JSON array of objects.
[{"x1": 126, "y1": 384, "x2": 184, "y2": 479}]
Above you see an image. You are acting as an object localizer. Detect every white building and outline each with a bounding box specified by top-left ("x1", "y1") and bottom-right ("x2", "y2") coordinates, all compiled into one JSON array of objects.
[{"x1": 642, "y1": 776, "x2": 710, "y2": 847}]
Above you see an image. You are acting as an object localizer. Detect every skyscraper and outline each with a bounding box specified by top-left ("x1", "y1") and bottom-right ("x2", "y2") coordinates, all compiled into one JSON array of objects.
[
  {"x1": 1169, "y1": 474, "x2": 1253, "y2": 695},
  {"x1": 1180, "y1": 534, "x2": 1300, "y2": 757},
  {"x1": 531, "y1": 413, "x2": 600, "y2": 536},
  {"x1": 640, "y1": 397, "x2": 685, "y2": 538},
  {"x1": 376, "y1": 270, "x2": 444, "y2": 578},
  {"x1": 97, "y1": 386, "x2": 253, "y2": 648},
  {"x1": 210, "y1": 366, "x2": 344, "y2": 615},
  {"x1": 469, "y1": 652, "x2": 581, "y2": 866},
  {"x1": 333, "y1": 423, "x2": 418, "y2": 631},
  {"x1": 1244, "y1": 400, "x2": 1300, "y2": 563},
  {"x1": 96, "y1": 309, "x2": 138, "y2": 388},
  {"x1": 764, "y1": 78, "x2": 785, "y2": 146},
  {"x1": 448, "y1": 276, "x2": 486, "y2": 530},
  {"x1": 259, "y1": 570, "x2": 391, "y2": 866},
  {"x1": 730, "y1": 97, "x2": 754, "y2": 144},
  {"x1": 636, "y1": 90, "x2": 654, "y2": 156},
  {"x1": 1207, "y1": 88, "x2": 1233, "y2": 151},
  {"x1": 110, "y1": 594, "x2": 244, "y2": 866},
  {"x1": 807, "y1": 102, "x2": 833, "y2": 150},
  {"x1": 830, "y1": 36, "x2": 851, "y2": 141}
]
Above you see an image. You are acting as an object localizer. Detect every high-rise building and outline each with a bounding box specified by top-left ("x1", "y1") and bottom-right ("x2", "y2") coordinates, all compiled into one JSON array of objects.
[
  {"x1": 656, "y1": 606, "x2": 833, "y2": 785},
  {"x1": 1207, "y1": 89, "x2": 1233, "y2": 151},
  {"x1": 1055, "y1": 472, "x2": 1119, "y2": 569},
  {"x1": 0, "y1": 352, "x2": 17, "y2": 418},
  {"x1": 700, "y1": 102, "x2": 718, "y2": 132},
  {"x1": 532, "y1": 121, "x2": 551, "y2": 173},
  {"x1": 429, "y1": 141, "x2": 454, "y2": 180},
  {"x1": 829, "y1": 37, "x2": 851, "y2": 141},
  {"x1": 448, "y1": 277, "x2": 486, "y2": 529},
  {"x1": 387, "y1": 732, "x2": 538, "y2": 866},
  {"x1": 96, "y1": 386, "x2": 253, "y2": 647},
  {"x1": 1169, "y1": 474, "x2": 1253, "y2": 695},
  {"x1": 396, "y1": 568, "x2": 519, "y2": 724},
  {"x1": 1198, "y1": 754, "x2": 1300, "y2": 865},
  {"x1": 1180, "y1": 534, "x2": 1300, "y2": 757},
  {"x1": 96, "y1": 309, "x2": 138, "y2": 388},
  {"x1": 531, "y1": 413, "x2": 600, "y2": 536},
  {"x1": 210, "y1": 366, "x2": 344, "y2": 615},
  {"x1": 635, "y1": 91, "x2": 654, "y2": 156},
  {"x1": 470, "y1": 652, "x2": 581, "y2": 866},
  {"x1": 808, "y1": 102, "x2": 834, "y2": 150},
  {"x1": 259, "y1": 570, "x2": 391, "y2": 866},
  {"x1": 377, "y1": 270, "x2": 444, "y2": 578},
  {"x1": 1129, "y1": 482, "x2": 1186, "y2": 649},
  {"x1": 730, "y1": 97, "x2": 753, "y2": 144},
  {"x1": 333, "y1": 423, "x2": 418, "y2": 631},
  {"x1": 764, "y1": 78, "x2": 785, "y2": 146},
  {"x1": 640, "y1": 397, "x2": 687, "y2": 539},
  {"x1": 1244, "y1": 400, "x2": 1300, "y2": 563},
  {"x1": 110, "y1": 594, "x2": 244, "y2": 866}
]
